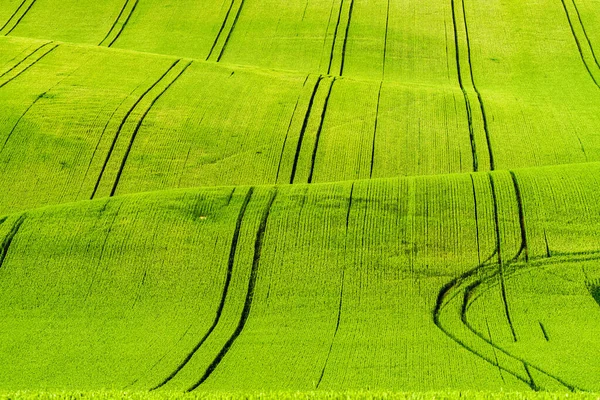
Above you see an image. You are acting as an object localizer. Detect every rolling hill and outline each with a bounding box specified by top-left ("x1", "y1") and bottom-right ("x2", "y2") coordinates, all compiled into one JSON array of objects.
[{"x1": 0, "y1": 0, "x2": 599, "y2": 397}]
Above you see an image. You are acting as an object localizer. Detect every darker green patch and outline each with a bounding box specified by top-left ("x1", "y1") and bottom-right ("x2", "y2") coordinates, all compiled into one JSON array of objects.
[{"x1": 589, "y1": 285, "x2": 600, "y2": 307}]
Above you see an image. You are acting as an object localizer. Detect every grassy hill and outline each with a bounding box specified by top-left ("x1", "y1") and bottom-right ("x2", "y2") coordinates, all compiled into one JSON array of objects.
[{"x1": 0, "y1": 0, "x2": 599, "y2": 397}]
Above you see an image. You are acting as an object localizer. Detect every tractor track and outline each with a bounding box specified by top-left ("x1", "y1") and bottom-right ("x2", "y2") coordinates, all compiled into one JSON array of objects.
[
  {"x1": 151, "y1": 187, "x2": 254, "y2": 390},
  {"x1": 187, "y1": 188, "x2": 278, "y2": 391}
]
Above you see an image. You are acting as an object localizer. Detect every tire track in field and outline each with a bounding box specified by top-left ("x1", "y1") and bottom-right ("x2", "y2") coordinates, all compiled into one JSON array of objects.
[
  {"x1": 109, "y1": 60, "x2": 192, "y2": 196},
  {"x1": 369, "y1": 82, "x2": 383, "y2": 179},
  {"x1": 382, "y1": 0, "x2": 391, "y2": 80},
  {"x1": 450, "y1": 0, "x2": 494, "y2": 171},
  {"x1": 317, "y1": 183, "x2": 353, "y2": 388},
  {"x1": 187, "y1": 188, "x2": 278, "y2": 391},
  {"x1": 434, "y1": 173, "x2": 593, "y2": 391},
  {"x1": 560, "y1": 0, "x2": 600, "y2": 89},
  {"x1": 290, "y1": 76, "x2": 324, "y2": 184},
  {"x1": 0, "y1": 214, "x2": 26, "y2": 270},
  {"x1": 434, "y1": 251, "x2": 587, "y2": 390},
  {"x1": 338, "y1": 0, "x2": 354, "y2": 76},
  {"x1": 90, "y1": 59, "x2": 192, "y2": 199},
  {"x1": 326, "y1": 0, "x2": 354, "y2": 76},
  {"x1": 307, "y1": 77, "x2": 335, "y2": 183},
  {"x1": 99, "y1": 0, "x2": 139, "y2": 47},
  {"x1": 0, "y1": 42, "x2": 58, "y2": 90},
  {"x1": 0, "y1": 0, "x2": 37, "y2": 36},
  {"x1": 316, "y1": 269, "x2": 345, "y2": 388},
  {"x1": 488, "y1": 174, "x2": 518, "y2": 343},
  {"x1": 205, "y1": 0, "x2": 246, "y2": 62},
  {"x1": 570, "y1": 0, "x2": 600, "y2": 70},
  {"x1": 459, "y1": 253, "x2": 600, "y2": 391},
  {"x1": 151, "y1": 187, "x2": 254, "y2": 390},
  {"x1": 276, "y1": 74, "x2": 311, "y2": 183}
]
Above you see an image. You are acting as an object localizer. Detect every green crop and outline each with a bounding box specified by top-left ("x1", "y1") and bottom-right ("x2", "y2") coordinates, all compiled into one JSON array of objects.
[{"x1": 0, "y1": 0, "x2": 599, "y2": 397}]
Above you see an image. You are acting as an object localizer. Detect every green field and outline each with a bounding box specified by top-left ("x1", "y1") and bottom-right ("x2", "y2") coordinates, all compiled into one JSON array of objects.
[{"x1": 0, "y1": 0, "x2": 599, "y2": 397}]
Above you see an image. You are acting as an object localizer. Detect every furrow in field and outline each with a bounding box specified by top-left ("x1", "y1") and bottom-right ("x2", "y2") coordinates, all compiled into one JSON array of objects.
[
  {"x1": 570, "y1": 0, "x2": 600, "y2": 69},
  {"x1": 560, "y1": 0, "x2": 600, "y2": 88},
  {"x1": 307, "y1": 78, "x2": 335, "y2": 183},
  {"x1": 0, "y1": 214, "x2": 25, "y2": 269},
  {"x1": 289, "y1": 75, "x2": 335, "y2": 184},
  {"x1": 0, "y1": 0, "x2": 36, "y2": 36},
  {"x1": 325, "y1": 0, "x2": 355, "y2": 76},
  {"x1": 459, "y1": 254, "x2": 595, "y2": 390},
  {"x1": 91, "y1": 59, "x2": 192, "y2": 199},
  {"x1": 369, "y1": 82, "x2": 383, "y2": 179},
  {"x1": 275, "y1": 74, "x2": 311, "y2": 183},
  {"x1": 316, "y1": 269, "x2": 345, "y2": 388},
  {"x1": 187, "y1": 188, "x2": 277, "y2": 391},
  {"x1": 98, "y1": 0, "x2": 139, "y2": 47},
  {"x1": 0, "y1": 41, "x2": 57, "y2": 89},
  {"x1": 288, "y1": 75, "x2": 324, "y2": 184},
  {"x1": 0, "y1": 40, "x2": 49, "y2": 78},
  {"x1": 109, "y1": 60, "x2": 193, "y2": 196},
  {"x1": 381, "y1": 0, "x2": 390, "y2": 80},
  {"x1": 450, "y1": 0, "x2": 493, "y2": 172},
  {"x1": 151, "y1": 187, "x2": 254, "y2": 390},
  {"x1": 205, "y1": 0, "x2": 246, "y2": 62}
]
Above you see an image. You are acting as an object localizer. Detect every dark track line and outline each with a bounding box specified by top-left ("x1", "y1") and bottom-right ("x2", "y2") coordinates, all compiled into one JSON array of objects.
[
  {"x1": 110, "y1": 61, "x2": 192, "y2": 196},
  {"x1": 571, "y1": 0, "x2": 600, "y2": 69},
  {"x1": 345, "y1": 183, "x2": 354, "y2": 231},
  {"x1": 459, "y1": 261, "x2": 582, "y2": 391},
  {"x1": 543, "y1": 230, "x2": 551, "y2": 257},
  {"x1": 187, "y1": 188, "x2": 278, "y2": 391},
  {"x1": 461, "y1": 277, "x2": 537, "y2": 390},
  {"x1": 382, "y1": 0, "x2": 390, "y2": 79},
  {"x1": 0, "y1": 215, "x2": 26, "y2": 269},
  {"x1": 107, "y1": 0, "x2": 139, "y2": 47},
  {"x1": 151, "y1": 187, "x2": 254, "y2": 390},
  {"x1": 206, "y1": 0, "x2": 236, "y2": 60},
  {"x1": 435, "y1": 254, "x2": 567, "y2": 389},
  {"x1": 316, "y1": 269, "x2": 345, "y2": 388},
  {"x1": 289, "y1": 76, "x2": 323, "y2": 184},
  {"x1": 560, "y1": 0, "x2": 600, "y2": 89},
  {"x1": 0, "y1": 0, "x2": 28, "y2": 32},
  {"x1": 450, "y1": 0, "x2": 478, "y2": 172},
  {"x1": 327, "y1": 0, "x2": 345, "y2": 75},
  {"x1": 469, "y1": 174, "x2": 482, "y2": 265},
  {"x1": 79, "y1": 88, "x2": 138, "y2": 196},
  {"x1": 488, "y1": 174, "x2": 502, "y2": 267},
  {"x1": 216, "y1": 0, "x2": 246, "y2": 61},
  {"x1": 99, "y1": 0, "x2": 135, "y2": 46},
  {"x1": 338, "y1": 0, "x2": 354, "y2": 76},
  {"x1": 0, "y1": 91, "x2": 45, "y2": 154},
  {"x1": 99, "y1": 0, "x2": 130, "y2": 45},
  {"x1": 539, "y1": 322, "x2": 550, "y2": 341},
  {"x1": 460, "y1": 0, "x2": 494, "y2": 170},
  {"x1": 488, "y1": 174, "x2": 518, "y2": 342},
  {"x1": 307, "y1": 78, "x2": 335, "y2": 183},
  {"x1": 276, "y1": 75, "x2": 310, "y2": 182},
  {"x1": 0, "y1": 44, "x2": 58, "y2": 90},
  {"x1": 0, "y1": 41, "x2": 50, "y2": 79},
  {"x1": 433, "y1": 269, "x2": 535, "y2": 387},
  {"x1": 2, "y1": 0, "x2": 37, "y2": 36},
  {"x1": 90, "y1": 59, "x2": 181, "y2": 199},
  {"x1": 509, "y1": 171, "x2": 528, "y2": 262},
  {"x1": 485, "y1": 318, "x2": 506, "y2": 383},
  {"x1": 369, "y1": 82, "x2": 383, "y2": 179}
]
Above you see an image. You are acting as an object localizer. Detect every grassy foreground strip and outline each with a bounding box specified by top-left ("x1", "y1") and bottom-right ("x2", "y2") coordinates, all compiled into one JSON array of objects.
[{"x1": 0, "y1": 392, "x2": 598, "y2": 400}]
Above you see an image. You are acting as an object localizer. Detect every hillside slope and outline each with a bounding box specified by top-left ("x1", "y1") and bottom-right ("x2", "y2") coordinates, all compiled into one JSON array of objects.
[
  {"x1": 0, "y1": 0, "x2": 599, "y2": 395},
  {"x1": 0, "y1": 165, "x2": 599, "y2": 392}
]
